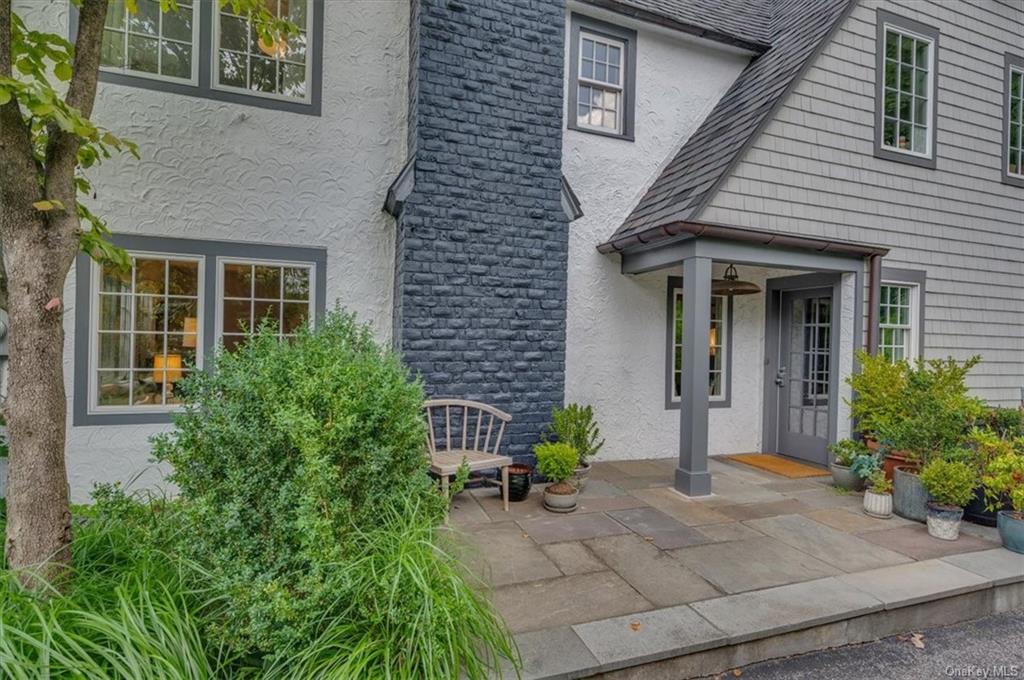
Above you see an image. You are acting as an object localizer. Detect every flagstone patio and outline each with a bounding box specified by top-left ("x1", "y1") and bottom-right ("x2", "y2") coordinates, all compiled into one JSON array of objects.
[{"x1": 449, "y1": 457, "x2": 1021, "y2": 679}]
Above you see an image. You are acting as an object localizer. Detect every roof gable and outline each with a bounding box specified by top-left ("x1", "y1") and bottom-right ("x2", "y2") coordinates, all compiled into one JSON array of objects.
[{"x1": 601, "y1": 0, "x2": 855, "y2": 252}]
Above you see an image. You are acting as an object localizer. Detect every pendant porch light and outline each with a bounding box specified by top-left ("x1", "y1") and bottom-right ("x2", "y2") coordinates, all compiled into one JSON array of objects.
[{"x1": 711, "y1": 264, "x2": 761, "y2": 296}]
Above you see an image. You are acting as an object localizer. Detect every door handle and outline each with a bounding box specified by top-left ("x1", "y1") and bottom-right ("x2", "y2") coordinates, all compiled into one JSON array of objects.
[{"x1": 774, "y1": 366, "x2": 787, "y2": 388}]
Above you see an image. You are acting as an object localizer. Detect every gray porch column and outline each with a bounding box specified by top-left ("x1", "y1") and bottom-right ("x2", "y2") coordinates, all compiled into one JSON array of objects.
[{"x1": 676, "y1": 256, "x2": 712, "y2": 496}]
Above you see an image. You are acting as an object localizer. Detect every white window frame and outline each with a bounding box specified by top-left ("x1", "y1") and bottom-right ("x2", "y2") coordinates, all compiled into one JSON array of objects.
[
  {"x1": 878, "y1": 281, "x2": 919, "y2": 362},
  {"x1": 575, "y1": 30, "x2": 626, "y2": 135},
  {"x1": 99, "y1": 0, "x2": 201, "y2": 86},
  {"x1": 671, "y1": 291, "x2": 728, "y2": 403},
  {"x1": 88, "y1": 251, "x2": 206, "y2": 416},
  {"x1": 880, "y1": 23, "x2": 935, "y2": 159},
  {"x1": 211, "y1": 0, "x2": 315, "y2": 105},
  {"x1": 215, "y1": 256, "x2": 317, "y2": 349},
  {"x1": 1007, "y1": 65, "x2": 1024, "y2": 179}
]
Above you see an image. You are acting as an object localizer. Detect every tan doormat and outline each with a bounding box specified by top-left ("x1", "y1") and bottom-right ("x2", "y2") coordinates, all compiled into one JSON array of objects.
[{"x1": 725, "y1": 453, "x2": 830, "y2": 479}]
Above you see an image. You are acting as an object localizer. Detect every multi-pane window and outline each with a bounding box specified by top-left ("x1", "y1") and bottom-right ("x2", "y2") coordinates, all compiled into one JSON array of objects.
[
  {"x1": 576, "y1": 32, "x2": 624, "y2": 133},
  {"x1": 215, "y1": 0, "x2": 312, "y2": 102},
  {"x1": 100, "y1": 0, "x2": 197, "y2": 81},
  {"x1": 671, "y1": 292, "x2": 727, "y2": 401},
  {"x1": 94, "y1": 255, "x2": 202, "y2": 410},
  {"x1": 879, "y1": 283, "x2": 916, "y2": 362},
  {"x1": 881, "y1": 27, "x2": 933, "y2": 155},
  {"x1": 1007, "y1": 66, "x2": 1023, "y2": 178},
  {"x1": 220, "y1": 261, "x2": 313, "y2": 351}
]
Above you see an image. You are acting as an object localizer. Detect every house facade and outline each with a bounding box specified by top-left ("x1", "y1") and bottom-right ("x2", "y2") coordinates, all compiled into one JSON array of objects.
[{"x1": 16, "y1": 0, "x2": 1021, "y2": 500}]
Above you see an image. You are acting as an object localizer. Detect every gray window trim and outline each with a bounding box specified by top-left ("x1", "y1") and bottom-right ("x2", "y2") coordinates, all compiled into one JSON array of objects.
[
  {"x1": 73, "y1": 234, "x2": 327, "y2": 426},
  {"x1": 665, "y1": 276, "x2": 732, "y2": 410},
  {"x1": 873, "y1": 9, "x2": 939, "y2": 169},
  {"x1": 567, "y1": 13, "x2": 637, "y2": 141},
  {"x1": 1003, "y1": 52, "x2": 1024, "y2": 189},
  {"x1": 876, "y1": 267, "x2": 926, "y2": 360},
  {"x1": 70, "y1": 0, "x2": 324, "y2": 116}
]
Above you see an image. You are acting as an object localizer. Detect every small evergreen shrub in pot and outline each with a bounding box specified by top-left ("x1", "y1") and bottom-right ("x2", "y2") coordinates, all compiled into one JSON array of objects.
[
  {"x1": 863, "y1": 469, "x2": 894, "y2": 519},
  {"x1": 982, "y1": 451, "x2": 1024, "y2": 554},
  {"x1": 827, "y1": 439, "x2": 870, "y2": 491},
  {"x1": 536, "y1": 442, "x2": 579, "y2": 513},
  {"x1": 544, "y1": 403, "x2": 604, "y2": 491},
  {"x1": 920, "y1": 458, "x2": 977, "y2": 540}
]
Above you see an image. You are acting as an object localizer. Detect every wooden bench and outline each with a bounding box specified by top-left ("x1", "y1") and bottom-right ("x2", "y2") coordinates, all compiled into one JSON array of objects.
[{"x1": 424, "y1": 399, "x2": 513, "y2": 511}]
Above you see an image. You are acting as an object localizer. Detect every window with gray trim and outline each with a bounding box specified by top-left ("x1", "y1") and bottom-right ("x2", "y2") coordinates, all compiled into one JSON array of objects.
[
  {"x1": 84, "y1": 0, "x2": 323, "y2": 115},
  {"x1": 74, "y1": 234, "x2": 327, "y2": 426},
  {"x1": 874, "y1": 11, "x2": 938, "y2": 168},
  {"x1": 667, "y1": 278, "x2": 730, "y2": 409},
  {"x1": 876, "y1": 267, "x2": 926, "y2": 362},
  {"x1": 568, "y1": 14, "x2": 636, "y2": 140},
  {"x1": 1005, "y1": 53, "x2": 1024, "y2": 187}
]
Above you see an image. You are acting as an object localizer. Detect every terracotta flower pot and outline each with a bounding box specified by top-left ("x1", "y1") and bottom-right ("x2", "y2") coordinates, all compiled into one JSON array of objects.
[{"x1": 883, "y1": 451, "x2": 920, "y2": 482}]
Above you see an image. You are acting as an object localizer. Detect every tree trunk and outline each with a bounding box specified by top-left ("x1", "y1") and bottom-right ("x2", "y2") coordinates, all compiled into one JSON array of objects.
[{"x1": 1, "y1": 204, "x2": 79, "y2": 587}]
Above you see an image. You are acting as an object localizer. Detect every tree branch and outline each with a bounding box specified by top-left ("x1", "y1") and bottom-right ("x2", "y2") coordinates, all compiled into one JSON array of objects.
[{"x1": 0, "y1": 0, "x2": 44, "y2": 212}]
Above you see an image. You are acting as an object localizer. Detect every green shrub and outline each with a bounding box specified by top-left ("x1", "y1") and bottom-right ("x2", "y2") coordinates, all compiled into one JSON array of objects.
[
  {"x1": 534, "y1": 442, "x2": 578, "y2": 485},
  {"x1": 544, "y1": 403, "x2": 604, "y2": 465},
  {"x1": 846, "y1": 351, "x2": 909, "y2": 438},
  {"x1": 828, "y1": 439, "x2": 869, "y2": 467},
  {"x1": 152, "y1": 310, "x2": 442, "y2": 658},
  {"x1": 982, "y1": 452, "x2": 1024, "y2": 513},
  {"x1": 920, "y1": 459, "x2": 977, "y2": 508},
  {"x1": 866, "y1": 469, "x2": 892, "y2": 495},
  {"x1": 979, "y1": 407, "x2": 1024, "y2": 439}
]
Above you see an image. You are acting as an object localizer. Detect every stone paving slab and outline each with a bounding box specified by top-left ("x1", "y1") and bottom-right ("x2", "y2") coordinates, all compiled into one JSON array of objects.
[
  {"x1": 695, "y1": 521, "x2": 765, "y2": 543},
  {"x1": 448, "y1": 491, "x2": 491, "y2": 525},
  {"x1": 492, "y1": 570, "x2": 652, "y2": 633},
  {"x1": 716, "y1": 499, "x2": 816, "y2": 521},
  {"x1": 540, "y1": 541, "x2": 607, "y2": 576},
  {"x1": 572, "y1": 604, "x2": 725, "y2": 670},
  {"x1": 803, "y1": 507, "x2": 914, "y2": 534},
  {"x1": 608, "y1": 460, "x2": 673, "y2": 478},
  {"x1": 503, "y1": 626, "x2": 599, "y2": 680},
  {"x1": 628, "y1": 486, "x2": 735, "y2": 526},
  {"x1": 707, "y1": 477, "x2": 789, "y2": 505},
  {"x1": 689, "y1": 577, "x2": 884, "y2": 644},
  {"x1": 784, "y1": 487, "x2": 865, "y2": 509},
  {"x1": 584, "y1": 533, "x2": 721, "y2": 606},
  {"x1": 859, "y1": 524, "x2": 999, "y2": 561},
  {"x1": 518, "y1": 512, "x2": 632, "y2": 545},
  {"x1": 607, "y1": 506, "x2": 713, "y2": 549},
  {"x1": 669, "y1": 536, "x2": 840, "y2": 594},
  {"x1": 459, "y1": 521, "x2": 561, "y2": 587},
  {"x1": 941, "y1": 548, "x2": 1024, "y2": 586},
  {"x1": 745, "y1": 514, "x2": 913, "y2": 572},
  {"x1": 578, "y1": 479, "x2": 632, "y2": 498},
  {"x1": 838, "y1": 559, "x2": 991, "y2": 609},
  {"x1": 574, "y1": 495, "x2": 650, "y2": 514}
]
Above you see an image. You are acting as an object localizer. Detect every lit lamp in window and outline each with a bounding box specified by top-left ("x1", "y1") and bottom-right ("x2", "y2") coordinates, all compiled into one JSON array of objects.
[
  {"x1": 153, "y1": 354, "x2": 183, "y2": 384},
  {"x1": 183, "y1": 317, "x2": 198, "y2": 348},
  {"x1": 709, "y1": 325, "x2": 717, "y2": 356},
  {"x1": 257, "y1": 33, "x2": 289, "y2": 59}
]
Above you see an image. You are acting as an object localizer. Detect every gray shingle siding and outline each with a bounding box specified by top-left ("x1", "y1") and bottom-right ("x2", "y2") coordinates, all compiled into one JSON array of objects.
[
  {"x1": 699, "y1": 0, "x2": 1024, "y2": 405},
  {"x1": 394, "y1": 0, "x2": 569, "y2": 459}
]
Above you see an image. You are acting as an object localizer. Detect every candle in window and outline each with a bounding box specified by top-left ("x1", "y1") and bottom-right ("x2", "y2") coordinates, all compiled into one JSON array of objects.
[
  {"x1": 709, "y1": 325, "x2": 718, "y2": 356},
  {"x1": 183, "y1": 317, "x2": 198, "y2": 348},
  {"x1": 153, "y1": 354, "x2": 183, "y2": 383}
]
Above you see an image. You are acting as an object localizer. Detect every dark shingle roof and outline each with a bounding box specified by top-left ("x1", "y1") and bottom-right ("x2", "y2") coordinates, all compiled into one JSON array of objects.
[{"x1": 599, "y1": 0, "x2": 855, "y2": 252}]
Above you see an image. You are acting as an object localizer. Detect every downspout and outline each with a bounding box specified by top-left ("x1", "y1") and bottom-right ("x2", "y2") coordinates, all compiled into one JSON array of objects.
[{"x1": 866, "y1": 254, "x2": 882, "y2": 354}]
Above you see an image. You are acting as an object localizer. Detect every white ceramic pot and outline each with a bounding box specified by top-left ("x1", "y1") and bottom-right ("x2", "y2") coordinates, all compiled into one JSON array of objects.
[
  {"x1": 543, "y1": 486, "x2": 579, "y2": 513},
  {"x1": 863, "y1": 490, "x2": 893, "y2": 519},
  {"x1": 926, "y1": 502, "x2": 963, "y2": 541}
]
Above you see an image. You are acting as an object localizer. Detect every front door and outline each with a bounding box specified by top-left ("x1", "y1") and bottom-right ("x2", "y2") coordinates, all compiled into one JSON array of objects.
[{"x1": 771, "y1": 287, "x2": 834, "y2": 465}]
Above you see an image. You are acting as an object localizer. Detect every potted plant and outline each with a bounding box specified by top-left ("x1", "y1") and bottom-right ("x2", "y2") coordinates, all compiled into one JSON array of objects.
[
  {"x1": 827, "y1": 439, "x2": 871, "y2": 491},
  {"x1": 893, "y1": 465, "x2": 929, "y2": 522},
  {"x1": 920, "y1": 458, "x2": 977, "y2": 540},
  {"x1": 535, "y1": 442, "x2": 579, "y2": 513},
  {"x1": 846, "y1": 350, "x2": 909, "y2": 452},
  {"x1": 863, "y1": 469, "x2": 894, "y2": 519},
  {"x1": 544, "y1": 403, "x2": 604, "y2": 492},
  {"x1": 506, "y1": 464, "x2": 533, "y2": 502},
  {"x1": 982, "y1": 451, "x2": 1024, "y2": 554},
  {"x1": 962, "y1": 427, "x2": 1014, "y2": 526}
]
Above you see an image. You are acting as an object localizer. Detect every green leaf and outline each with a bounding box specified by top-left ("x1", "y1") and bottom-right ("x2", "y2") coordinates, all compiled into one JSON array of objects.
[
  {"x1": 0, "y1": 88, "x2": 10, "y2": 106},
  {"x1": 33, "y1": 199, "x2": 65, "y2": 212},
  {"x1": 54, "y1": 62, "x2": 73, "y2": 82},
  {"x1": 15, "y1": 59, "x2": 35, "y2": 76}
]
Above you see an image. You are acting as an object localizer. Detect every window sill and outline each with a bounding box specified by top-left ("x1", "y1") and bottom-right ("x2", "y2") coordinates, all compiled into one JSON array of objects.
[
  {"x1": 666, "y1": 398, "x2": 731, "y2": 411},
  {"x1": 873, "y1": 145, "x2": 936, "y2": 169},
  {"x1": 1001, "y1": 173, "x2": 1024, "y2": 189},
  {"x1": 567, "y1": 121, "x2": 635, "y2": 142},
  {"x1": 77, "y1": 409, "x2": 180, "y2": 427}
]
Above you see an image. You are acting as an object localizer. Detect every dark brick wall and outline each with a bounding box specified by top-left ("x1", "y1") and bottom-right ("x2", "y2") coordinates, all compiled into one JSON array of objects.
[{"x1": 395, "y1": 0, "x2": 568, "y2": 461}]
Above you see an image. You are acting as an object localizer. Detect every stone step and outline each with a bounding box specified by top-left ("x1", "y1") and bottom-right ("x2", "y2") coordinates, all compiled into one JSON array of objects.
[{"x1": 500, "y1": 548, "x2": 1024, "y2": 680}]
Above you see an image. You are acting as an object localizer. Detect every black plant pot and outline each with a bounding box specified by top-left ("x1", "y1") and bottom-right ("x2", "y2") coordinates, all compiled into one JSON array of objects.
[
  {"x1": 964, "y1": 486, "x2": 1012, "y2": 527},
  {"x1": 506, "y1": 465, "x2": 533, "y2": 502}
]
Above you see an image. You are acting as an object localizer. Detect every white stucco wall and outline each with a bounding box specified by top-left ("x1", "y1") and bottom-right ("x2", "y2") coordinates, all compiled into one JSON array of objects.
[
  {"x1": 560, "y1": 5, "x2": 762, "y2": 461},
  {"x1": 14, "y1": 1, "x2": 409, "y2": 500}
]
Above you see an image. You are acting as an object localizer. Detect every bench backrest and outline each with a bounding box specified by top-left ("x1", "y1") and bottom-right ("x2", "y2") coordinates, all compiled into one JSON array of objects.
[{"x1": 424, "y1": 399, "x2": 513, "y2": 456}]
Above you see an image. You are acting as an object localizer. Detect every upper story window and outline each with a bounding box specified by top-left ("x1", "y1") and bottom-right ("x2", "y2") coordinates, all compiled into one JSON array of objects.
[
  {"x1": 874, "y1": 11, "x2": 939, "y2": 168},
  {"x1": 667, "y1": 279, "x2": 730, "y2": 409},
  {"x1": 1004, "y1": 53, "x2": 1024, "y2": 188},
  {"x1": 88, "y1": 0, "x2": 323, "y2": 115},
  {"x1": 568, "y1": 14, "x2": 636, "y2": 141}
]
